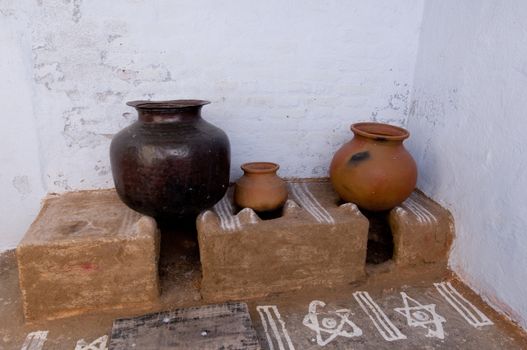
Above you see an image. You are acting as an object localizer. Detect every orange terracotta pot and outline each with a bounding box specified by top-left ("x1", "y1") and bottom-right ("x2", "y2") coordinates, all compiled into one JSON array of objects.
[
  {"x1": 234, "y1": 162, "x2": 288, "y2": 212},
  {"x1": 330, "y1": 122, "x2": 417, "y2": 211}
]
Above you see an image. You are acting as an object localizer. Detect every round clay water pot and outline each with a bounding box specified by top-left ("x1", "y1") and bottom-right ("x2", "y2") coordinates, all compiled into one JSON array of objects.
[
  {"x1": 110, "y1": 99, "x2": 230, "y2": 220},
  {"x1": 329, "y1": 122, "x2": 417, "y2": 211},
  {"x1": 234, "y1": 162, "x2": 288, "y2": 212}
]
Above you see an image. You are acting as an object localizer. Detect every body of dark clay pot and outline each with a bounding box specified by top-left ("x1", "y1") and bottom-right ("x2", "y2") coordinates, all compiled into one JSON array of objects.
[
  {"x1": 330, "y1": 122, "x2": 417, "y2": 211},
  {"x1": 110, "y1": 100, "x2": 230, "y2": 221}
]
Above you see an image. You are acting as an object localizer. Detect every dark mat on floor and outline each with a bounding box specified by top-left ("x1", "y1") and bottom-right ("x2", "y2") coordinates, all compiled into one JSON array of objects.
[{"x1": 108, "y1": 302, "x2": 261, "y2": 350}]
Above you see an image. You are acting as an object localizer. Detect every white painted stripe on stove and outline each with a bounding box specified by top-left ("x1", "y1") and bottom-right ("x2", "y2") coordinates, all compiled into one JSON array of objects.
[
  {"x1": 293, "y1": 184, "x2": 327, "y2": 223},
  {"x1": 401, "y1": 200, "x2": 425, "y2": 224},
  {"x1": 403, "y1": 198, "x2": 428, "y2": 224},
  {"x1": 213, "y1": 199, "x2": 229, "y2": 231},
  {"x1": 218, "y1": 196, "x2": 241, "y2": 231},
  {"x1": 214, "y1": 196, "x2": 236, "y2": 231},
  {"x1": 408, "y1": 195, "x2": 438, "y2": 224},
  {"x1": 297, "y1": 183, "x2": 330, "y2": 223},
  {"x1": 394, "y1": 206, "x2": 408, "y2": 218},
  {"x1": 118, "y1": 211, "x2": 129, "y2": 233},
  {"x1": 219, "y1": 197, "x2": 234, "y2": 231},
  {"x1": 403, "y1": 199, "x2": 428, "y2": 224},
  {"x1": 289, "y1": 183, "x2": 334, "y2": 224},
  {"x1": 300, "y1": 183, "x2": 335, "y2": 224},
  {"x1": 228, "y1": 199, "x2": 242, "y2": 230},
  {"x1": 353, "y1": 291, "x2": 407, "y2": 341},
  {"x1": 118, "y1": 210, "x2": 134, "y2": 233},
  {"x1": 408, "y1": 200, "x2": 430, "y2": 224},
  {"x1": 257, "y1": 305, "x2": 295, "y2": 350},
  {"x1": 434, "y1": 282, "x2": 493, "y2": 328},
  {"x1": 408, "y1": 196, "x2": 436, "y2": 224},
  {"x1": 212, "y1": 201, "x2": 224, "y2": 230},
  {"x1": 289, "y1": 184, "x2": 325, "y2": 223},
  {"x1": 20, "y1": 331, "x2": 48, "y2": 350}
]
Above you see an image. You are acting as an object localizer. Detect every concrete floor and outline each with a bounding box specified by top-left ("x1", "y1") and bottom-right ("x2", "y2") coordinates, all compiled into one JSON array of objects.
[{"x1": 1, "y1": 228, "x2": 526, "y2": 349}]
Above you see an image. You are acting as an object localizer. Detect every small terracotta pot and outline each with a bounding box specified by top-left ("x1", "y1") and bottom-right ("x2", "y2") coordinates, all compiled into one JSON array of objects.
[
  {"x1": 330, "y1": 122, "x2": 417, "y2": 211},
  {"x1": 234, "y1": 162, "x2": 288, "y2": 212}
]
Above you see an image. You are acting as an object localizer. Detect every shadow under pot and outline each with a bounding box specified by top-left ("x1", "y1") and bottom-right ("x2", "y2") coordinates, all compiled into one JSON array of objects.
[
  {"x1": 110, "y1": 99, "x2": 231, "y2": 221},
  {"x1": 234, "y1": 162, "x2": 288, "y2": 212},
  {"x1": 329, "y1": 122, "x2": 417, "y2": 211}
]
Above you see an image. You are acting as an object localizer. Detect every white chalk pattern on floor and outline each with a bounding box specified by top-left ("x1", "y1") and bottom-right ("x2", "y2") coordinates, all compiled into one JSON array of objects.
[
  {"x1": 15, "y1": 282, "x2": 496, "y2": 349},
  {"x1": 434, "y1": 281, "x2": 494, "y2": 328},
  {"x1": 214, "y1": 195, "x2": 241, "y2": 231},
  {"x1": 395, "y1": 292, "x2": 446, "y2": 339},
  {"x1": 257, "y1": 305, "x2": 295, "y2": 350},
  {"x1": 303, "y1": 300, "x2": 362, "y2": 346},
  {"x1": 74, "y1": 335, "x2": 108, "y2": 350},
  {"x1": 20, "y1": 331, "x2": 48, "y2": 350},
  {"x1": 353, "y1": 291, "x2": 407, "y2": 341},
  {"x1": 289, "y1": 183, "x2": 335, "y2": 224}
]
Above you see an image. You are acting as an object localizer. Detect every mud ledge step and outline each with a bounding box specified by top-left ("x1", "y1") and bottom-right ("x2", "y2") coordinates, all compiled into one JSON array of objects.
[{"x1": 16, "y1": 190, "x2": 160, "y2": 322}]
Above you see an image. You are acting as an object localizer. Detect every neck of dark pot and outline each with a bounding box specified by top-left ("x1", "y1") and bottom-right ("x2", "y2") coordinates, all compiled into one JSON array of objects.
[{"x1": 137, "y1": 106, "x2": 203, "y2": 123}]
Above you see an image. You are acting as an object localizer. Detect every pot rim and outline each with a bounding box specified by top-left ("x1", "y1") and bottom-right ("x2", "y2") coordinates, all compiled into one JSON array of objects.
[
  {"x1": 351, "y1": 122, "x2": 409, "y2": 141},
  {"x1": 126, "y1": 99, "x2": 211, "y2": 109},
  {"x1": 241, "y1": 162, "x2": 280, "y2": 174}
]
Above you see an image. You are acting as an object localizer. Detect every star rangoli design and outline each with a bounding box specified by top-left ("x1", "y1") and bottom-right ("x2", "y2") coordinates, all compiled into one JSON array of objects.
[
  {"x1": 303, "y1": 300, "x2": 363, "y2": 346},
  {"x1": 394, "y1": 292, "x2": 446, "y2": 339}
]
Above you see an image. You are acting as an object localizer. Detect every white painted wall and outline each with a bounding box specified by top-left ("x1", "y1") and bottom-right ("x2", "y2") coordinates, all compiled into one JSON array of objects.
[
  {"x1": 0, "y1": 10, "x2": 46, "y2": 249},
  {"x1": 0, "y1": 0, "x2": 424, "y2": 250},
  {"x1": 407, "y1": 0, "x2": 527, "y2": 329}
]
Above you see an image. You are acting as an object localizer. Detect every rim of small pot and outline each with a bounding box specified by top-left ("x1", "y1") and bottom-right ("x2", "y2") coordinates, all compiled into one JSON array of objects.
[
  {"x1": 351, "y1": 122, "x2": 410, "y2": 141},
  {"x1": 126, "y1": 99, "x2": 211, "y2": 110},
  {"x1": 241, "y1": 162, "x2": 280, "y2": 174}
]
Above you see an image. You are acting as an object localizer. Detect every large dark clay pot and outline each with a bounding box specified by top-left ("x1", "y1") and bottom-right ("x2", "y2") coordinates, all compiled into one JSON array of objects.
[
  {"x1": 330, "y1": 122, "x2": 417, "y2": 211},
  {"x1": 110, "y1": 100, "x2": 230, "y2": 220}
]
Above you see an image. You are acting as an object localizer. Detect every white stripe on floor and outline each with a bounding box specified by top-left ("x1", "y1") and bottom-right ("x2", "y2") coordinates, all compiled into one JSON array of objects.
[
  {"x1": 434, "y1": 282, "x2": 493, "y2": 328},
  {"x1": 20, "y1": 331, "x2": 48, "y2": 350},
  {"x1": 257, "y1": 305, "x2": 295, "y2": 350},
  {"x1": 353, "y1": 291, "x2": 406, "y2": 341}
]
